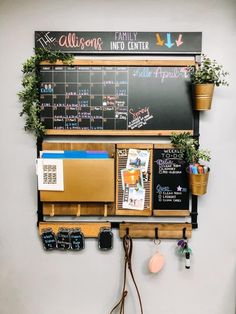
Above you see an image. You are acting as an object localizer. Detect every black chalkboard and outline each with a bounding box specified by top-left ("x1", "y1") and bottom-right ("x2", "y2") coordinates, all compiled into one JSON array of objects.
[
  {"x1": 35, "y1": 31, "x2": 202, "y2": 54},
  {"x1": 70, "y1": 229, "x2": 85, "y2": 251},
  {"x1": 41, "y1": 229, "x2": 57, "y2": 250},
  {"x1": 39, "y1": 65, "x2": 193, "y2": 132},
  {"x1": 153, "y1": 148, "x2": 189, "y2": 210}
]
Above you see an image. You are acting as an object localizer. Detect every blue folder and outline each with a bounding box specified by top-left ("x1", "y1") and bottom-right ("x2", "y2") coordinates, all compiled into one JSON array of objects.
[{"x1": 42, "y1": 150, "x2": 109, "y2": 159}]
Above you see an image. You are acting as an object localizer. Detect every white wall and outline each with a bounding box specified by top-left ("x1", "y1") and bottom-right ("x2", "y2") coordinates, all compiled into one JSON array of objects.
[{"x1": 0, "y1": 0, "x2": 236, "y2": 313}]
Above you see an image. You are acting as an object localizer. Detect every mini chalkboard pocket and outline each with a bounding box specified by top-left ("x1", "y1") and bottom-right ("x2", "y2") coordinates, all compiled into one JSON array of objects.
[
  {"x1": 57, "y1": 228, "x2": 71, "y2": 250},
  {"x1": 41, "y1": 228, "x2": 57, "y2": 250},
  {"x1": 70, "y1": 229, "x2": 85, "y2": 251},
  {"x1": 98, "y1": 228, "x2": 113, "y2": 251}
]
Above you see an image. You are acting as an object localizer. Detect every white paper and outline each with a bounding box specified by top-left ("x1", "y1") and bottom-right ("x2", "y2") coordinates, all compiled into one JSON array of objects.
[
  {"x1": 122, "y1": 187, "x2": 145, "y2": 210},
  {"x1": 36, "y1": 158, "x2": 64, "y2": 191},
  {"x1": 126, "y1": 149, "x2": 150, "y2": 173}
]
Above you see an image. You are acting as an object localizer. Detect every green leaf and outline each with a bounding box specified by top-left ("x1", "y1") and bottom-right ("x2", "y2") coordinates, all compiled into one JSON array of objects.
[{"x1": 19, "y1": 48, "x2": 74, "y2": 138}]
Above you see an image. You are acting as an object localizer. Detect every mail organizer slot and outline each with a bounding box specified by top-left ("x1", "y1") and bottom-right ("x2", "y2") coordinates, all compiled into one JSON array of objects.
[{"x1": 40, "y1": 159, "x2": 115, "y2": 202}]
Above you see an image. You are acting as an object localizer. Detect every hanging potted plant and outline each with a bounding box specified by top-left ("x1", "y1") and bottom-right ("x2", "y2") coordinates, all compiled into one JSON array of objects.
[
  {"x1": 170, "y1": 132, "x2": 211, "y2": 196},
  {"x1": 189, "y1": 54, "x2": 229, "y2": 110}
]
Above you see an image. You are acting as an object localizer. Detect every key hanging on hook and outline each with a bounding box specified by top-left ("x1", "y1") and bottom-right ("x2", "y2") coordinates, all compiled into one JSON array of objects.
[{"x1": 177, "y1": 228, "x2": 192, "y2": 269}]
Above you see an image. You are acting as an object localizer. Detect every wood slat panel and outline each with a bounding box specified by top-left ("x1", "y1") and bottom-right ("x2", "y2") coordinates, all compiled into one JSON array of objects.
[{"x1": 116, "y1": 146, "x2": 152, "y2": 216}]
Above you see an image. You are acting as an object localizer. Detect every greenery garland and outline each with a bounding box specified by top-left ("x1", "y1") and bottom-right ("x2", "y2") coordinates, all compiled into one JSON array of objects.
[{"x1": 18, "y1": 48, "x2": 73, "y2": 138}]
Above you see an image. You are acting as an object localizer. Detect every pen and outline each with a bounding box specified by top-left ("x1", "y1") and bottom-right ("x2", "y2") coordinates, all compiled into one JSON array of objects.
[
  {"x1": 198, "y1": 165, "x2": 204, "y2": 174},
  {"x1": 191, "y1": 166, "x2": 198, "y2": 174}
]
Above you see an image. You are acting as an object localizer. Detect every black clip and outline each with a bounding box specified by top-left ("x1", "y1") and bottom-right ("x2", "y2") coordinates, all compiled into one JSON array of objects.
[
  {"x1": 182, "y1": 227, "x2": 187, "y2": 240},
  {"x1": 126, "y1": 227, "x2": 129, "y2": 236}
]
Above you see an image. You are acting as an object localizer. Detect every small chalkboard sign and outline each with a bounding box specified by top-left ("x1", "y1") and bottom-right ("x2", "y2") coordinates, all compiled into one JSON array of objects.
[
  {"x1": 153, "y1": 147, "x2": 189, "y2": 210},
  {"x1": 35, "y1": 31, "x2": 202, "y2": 54},
  {"x1": 70, "y1": 229, "x2": 85, "y2": 250},
  {"x1": 57, "y1": 228, "x2": 71, "y2": 250},
  {"x1": 41, "y1": 228, "x2": 57, "y2": 250}
]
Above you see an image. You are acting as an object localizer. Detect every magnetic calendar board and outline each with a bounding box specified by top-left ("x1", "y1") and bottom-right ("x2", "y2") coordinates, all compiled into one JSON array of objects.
[{"x1": 39, "y1": 64, "x2": 194, "y2": 134}]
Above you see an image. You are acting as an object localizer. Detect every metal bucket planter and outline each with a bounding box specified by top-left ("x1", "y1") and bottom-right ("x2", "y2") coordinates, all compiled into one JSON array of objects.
[
  {"x1": 193, "y1": 84, "x2": 215, "y2": 110},
  {"x1": 187, "y1": 167, "x2": 210, "y2": 196}
]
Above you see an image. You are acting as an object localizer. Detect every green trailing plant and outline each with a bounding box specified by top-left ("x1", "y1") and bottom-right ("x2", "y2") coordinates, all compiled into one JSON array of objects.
[
  {"x1": 170, "y1": 132, "x2": 211, "y2": 165},
  {"x1": 189, "y1": 54, "x2": 229, "y2": 86},
  {"x1": 18, "y1": 48, "x2": 74, "y2": 138}
]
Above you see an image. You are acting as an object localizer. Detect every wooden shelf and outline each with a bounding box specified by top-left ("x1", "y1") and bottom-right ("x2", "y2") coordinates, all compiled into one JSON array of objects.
[
  {"x1": 153, "y1": 210, "x2": 190, "y2": 217},
  {"x1": 44, "y1": 129, "x2": 194, "y2": 136},
  {"x1": 40, "y1": 59, "x2": 196, "y2": 66},
  {"x1": 39, "y1": 222, "x2": 111, "y2": 238},
  {"x1": 119, "y1": 223, "x2": 192, "y2": 239}
]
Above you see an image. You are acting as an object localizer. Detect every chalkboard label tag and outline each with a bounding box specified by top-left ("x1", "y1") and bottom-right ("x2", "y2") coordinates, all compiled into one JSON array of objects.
[
  {"x1": 57, "y1": 228, "x2": 71, "y2": 250},
  {"x1": 41, "y1": 228, "x2": 57, "y2": 250},
  {"x1": 70, "y1": 229, "x2": 85, "y2": 251}
]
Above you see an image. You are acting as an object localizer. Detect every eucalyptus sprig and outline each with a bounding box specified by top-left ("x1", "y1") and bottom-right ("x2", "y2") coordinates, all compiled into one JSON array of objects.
[
  {"x1": 189, "y1": 54, "x2": 229, "y2": 86},
  {"x1": 170, "y1": 132, "x2": 211, "y2": 164},
  {"x1": 18, "y1": 48, "x2": 74, "y2": 138}
]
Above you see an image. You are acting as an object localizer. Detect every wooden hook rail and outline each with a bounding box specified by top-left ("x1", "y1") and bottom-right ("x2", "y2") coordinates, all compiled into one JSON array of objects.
[
  {"x1": 39, "y1": 222, "x2": 111, "y2": 238},
  {"x1": 119, "y1": 223, "x2": 192, "y2": 239}
]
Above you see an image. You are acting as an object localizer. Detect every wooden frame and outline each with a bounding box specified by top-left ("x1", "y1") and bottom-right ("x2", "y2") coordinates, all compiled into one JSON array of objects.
[
  {"x1": 40, "y1": 141, "x2": 190, "y2": 218},
  {"x1": 37, "y1": 57, "x2": 198, "y2": 236},
  {"x1": 115, "y1": 143, "x2": 153, "y2": 216},
  {"x1": 152, "y1": 143, "x2": 190, "y2": 217}
]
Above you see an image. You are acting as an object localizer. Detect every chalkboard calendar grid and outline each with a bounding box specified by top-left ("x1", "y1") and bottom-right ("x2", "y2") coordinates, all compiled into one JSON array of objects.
[
  {"x1": 40, "y1": 64, "x2": 194, "y2": 133},
  {"x1": 40, "y1": 66, "x2": 130, "y2": 130}
]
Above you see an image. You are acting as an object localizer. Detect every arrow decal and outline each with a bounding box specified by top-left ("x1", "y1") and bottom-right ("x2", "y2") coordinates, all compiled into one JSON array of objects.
[
  {"x1": 176, "y1": 34, "x2": 183, "y2": 47},
  {"x1": 165, "y1": 33, "x2": 175, "y2": 48},
  {"x1": 156, "y1": 33, "x2": 164, "y2": 46}
]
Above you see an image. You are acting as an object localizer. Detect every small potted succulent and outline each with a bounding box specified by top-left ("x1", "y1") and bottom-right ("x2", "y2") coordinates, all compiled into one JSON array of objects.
[
  {"x1": 170, "y1": 132, "x2": 211, "y2": 195},
  {"x1": 189, "y1": 54, "x2": 229, "y2": 110}
]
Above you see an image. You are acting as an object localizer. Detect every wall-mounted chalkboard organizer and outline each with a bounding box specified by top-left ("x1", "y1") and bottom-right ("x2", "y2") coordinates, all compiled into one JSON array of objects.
[
  {"x1": 39, "y1": 59, "x2": 196, "y2": 136},
  {"x1": 152, "y1": 144, "x2": 190, "y2": 217},
  {"x1": 35, "y1": 31, "x2": 202, "y2": 238},
  {"x1": 116, "y1": 144, "x2": 153, "y2": 216}
]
